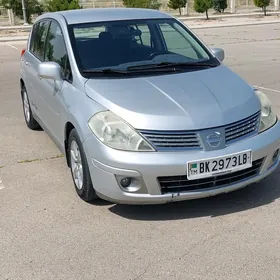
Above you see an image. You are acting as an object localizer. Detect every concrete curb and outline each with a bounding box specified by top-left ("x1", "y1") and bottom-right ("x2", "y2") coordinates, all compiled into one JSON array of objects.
[
  {"x1": 0, "y1": 36, "x2": 28, "y2": 42},
  {"x1": 1, "y1": 19, "x2": 280, "y2": 42},
  {"x1": 0, "y1": 25, "x2": 31, "y2": 31}
]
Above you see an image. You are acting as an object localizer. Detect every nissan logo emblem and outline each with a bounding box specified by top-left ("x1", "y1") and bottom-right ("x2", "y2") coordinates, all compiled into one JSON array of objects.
[{"x1": 206, "y1": 132, "x2": 221, "y2": 147}]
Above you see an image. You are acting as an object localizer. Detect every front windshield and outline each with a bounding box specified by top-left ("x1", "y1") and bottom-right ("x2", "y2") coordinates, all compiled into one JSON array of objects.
[{"x1": 69, "y1": 18, "x2": 219, "y2": 73}]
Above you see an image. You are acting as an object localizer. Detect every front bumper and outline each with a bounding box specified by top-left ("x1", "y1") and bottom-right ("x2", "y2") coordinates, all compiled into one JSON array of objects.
[{"x1": 83, "y1": 121, "x2": 280, "y2": 205}]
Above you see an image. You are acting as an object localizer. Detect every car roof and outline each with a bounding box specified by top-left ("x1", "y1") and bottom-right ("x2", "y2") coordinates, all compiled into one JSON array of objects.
[{"x1": 41, "y1": 8, "x2": 173, "y2": 25}]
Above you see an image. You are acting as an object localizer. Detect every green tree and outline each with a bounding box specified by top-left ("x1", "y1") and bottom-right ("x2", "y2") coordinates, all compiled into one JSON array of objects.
[
  {"x1": 253, "y1": 0, "x2": 270, "y2": 15},
  {"x1": 122, "y1": 0, "x2": 161, "y2": 9},
  {"x1": 212, "y1": 0, "x2": 227, "y2": 12},
  {"x1": 194, "y1": 0, "x2": 213, "y2": 19},
  {"x1": 0, "y1": 0, "x2": 43, "y2": 23},
  {"x1": 45, "y1": 0, "x2": 82, "y2": 12},
  {"x1": 168, "y1": 0, "x2": 187, "y2": 15}
]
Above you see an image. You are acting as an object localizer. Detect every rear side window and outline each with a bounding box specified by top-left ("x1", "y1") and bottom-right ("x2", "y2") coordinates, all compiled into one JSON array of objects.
[
  {"x1": 30, "y1": 20, "x2": 50, "y2": 61},
  {"x1": 45, "y1": 21, "x2": 72, "y2": 81}
]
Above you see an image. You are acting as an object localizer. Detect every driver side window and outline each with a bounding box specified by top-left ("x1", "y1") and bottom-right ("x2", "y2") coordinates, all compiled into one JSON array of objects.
[{"x1": 44, "y1": 21, "x2": 72, "y2": 82}]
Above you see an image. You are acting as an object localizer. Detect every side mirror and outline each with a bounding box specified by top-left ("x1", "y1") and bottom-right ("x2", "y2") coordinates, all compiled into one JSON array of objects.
[
  {"x1": 38, "y1": 62, "x2": 62, "y2": 81},
  {"x1": 211, "y1": 48, "x2": 225, "y2": 62}
]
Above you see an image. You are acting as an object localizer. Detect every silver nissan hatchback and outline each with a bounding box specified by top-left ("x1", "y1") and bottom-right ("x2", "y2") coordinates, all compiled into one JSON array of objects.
[{"x1": 20, "y1": 8, "x2": 280, "y2": 204}]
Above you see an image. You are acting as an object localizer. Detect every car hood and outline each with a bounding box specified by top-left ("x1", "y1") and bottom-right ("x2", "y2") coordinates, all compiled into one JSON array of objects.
[{"x1": 85, "y1": 65, "x2": 260, "y2": 130}]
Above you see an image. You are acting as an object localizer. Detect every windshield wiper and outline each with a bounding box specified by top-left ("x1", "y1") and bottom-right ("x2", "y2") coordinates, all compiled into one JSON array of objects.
[
  {"x1": 82, "y1": 66, "x2": 182, "y2": 75},
  {"x1": 82, "y1": 68, "x2": 129, "y2": 75},
  {"x1": 82, "y1": 61, "x2": 216, "y2": 75},
  {"x1": 127, "y1": 61, "x2": 217, "y2": 71}
]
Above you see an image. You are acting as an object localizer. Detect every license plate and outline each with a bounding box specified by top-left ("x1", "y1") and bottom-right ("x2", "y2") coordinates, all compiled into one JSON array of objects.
[{"x1": 187, "y1": 150, "x2": 252, "y2": 180}]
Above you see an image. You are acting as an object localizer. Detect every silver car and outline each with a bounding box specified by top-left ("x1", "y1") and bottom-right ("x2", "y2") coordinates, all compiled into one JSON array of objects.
[{"x1": 20, "y1": 8, "x2": 280, "y2": 204}]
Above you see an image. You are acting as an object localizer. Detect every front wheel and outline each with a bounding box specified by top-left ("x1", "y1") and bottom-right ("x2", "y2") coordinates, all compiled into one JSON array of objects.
[
  {"x1": 21, "y1": 85, "x2": 40, "y2": 130},
  {"x1": 68, "y1": 128, "x2": 98, "y2": 202}
]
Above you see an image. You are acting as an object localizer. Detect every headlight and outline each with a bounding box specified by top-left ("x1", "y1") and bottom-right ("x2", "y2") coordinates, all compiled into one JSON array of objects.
[
  {"x1": 255, "y1": 89, "x2": 277, "y2": 133},
  {"x1": 88, "y1": 111, "x2": 155, "y2": 151}
]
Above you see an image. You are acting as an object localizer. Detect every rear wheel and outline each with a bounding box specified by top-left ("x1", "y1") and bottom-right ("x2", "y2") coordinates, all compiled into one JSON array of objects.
[
  {"x1": 68, "y1": 128, "x2": 98, "y2": 202},
  {"x1": 21, "y1": 85, "x2": 40, "y2": 130}
]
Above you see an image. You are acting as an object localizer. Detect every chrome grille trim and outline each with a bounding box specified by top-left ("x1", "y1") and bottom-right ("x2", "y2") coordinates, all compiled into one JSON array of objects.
[
  {"x1": 139, "y1": 130, "x2": 201, "y2": 151},
  {"x1": 225, "y1": 111, "x2": 260, "y2": 144},
  {"x1": 138, "y1": 112, "x2": 260, "y2": 151}
]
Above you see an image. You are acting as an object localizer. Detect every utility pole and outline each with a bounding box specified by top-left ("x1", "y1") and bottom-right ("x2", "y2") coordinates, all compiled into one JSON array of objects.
[
  {"x1": 21, "y1": 0, "x2": 29, "y2": 25},
  {"x1": 275, "y1": 0, "x2": 280, "y2": 10},
  {"x1": 230, "y1": 0, "x2": 236, "y2": 13}
]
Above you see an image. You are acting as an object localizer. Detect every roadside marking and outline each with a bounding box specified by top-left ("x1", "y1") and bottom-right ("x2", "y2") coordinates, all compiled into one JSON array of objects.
[
  {"x1": 0, "y1": 179, "x2": 4, "y2": 190},
  {"x1": 254, "y1": 85, "x2": 280, "y2": 94},
  {"x1": 6, "y1": 43, "x2": 18, "y2": 50}
]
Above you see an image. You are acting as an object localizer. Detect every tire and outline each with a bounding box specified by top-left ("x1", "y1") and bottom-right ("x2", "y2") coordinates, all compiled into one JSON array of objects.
[
  {"x1": 21, "y1": 85, "x2": 40, "y2": 130},
  {"x1": 68, "y1": 128, "x2": 98, "y2": 202}
]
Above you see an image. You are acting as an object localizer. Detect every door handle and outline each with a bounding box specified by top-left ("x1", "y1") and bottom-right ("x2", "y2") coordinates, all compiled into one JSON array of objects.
[{"x1": 25, "y1": 61, "x2": 29, "y2": 66}]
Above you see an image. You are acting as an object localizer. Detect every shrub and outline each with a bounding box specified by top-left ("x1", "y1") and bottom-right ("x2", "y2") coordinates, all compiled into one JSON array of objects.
[
  {"x1": 168, "y1": 0, "x2": 187, "y2": 15},
  {"x1": 45, "y1": 0, "x2": 82, "y2": 12},
  {"x1": 123, "y1": 0, "x2": 161, "y2": 9},
  {"x1": 194, "y1": 0, "x2": 213, "y2": 19},
  {"x1": 212, "y1": 0, "x2": 227, "y2": 13},
  {"x1": 0, "y1": 0, "x2": 44, "y2": 23},
  {"x1": 254, "y1": 0, "x2": 270, "y2": 15}
]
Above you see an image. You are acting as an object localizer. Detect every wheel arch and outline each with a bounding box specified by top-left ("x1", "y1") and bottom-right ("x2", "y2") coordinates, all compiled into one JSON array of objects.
[
  {"x1": 64, "y1": 121, "x2": 75, "y2": 167},
  {"x1": 20, "y1": 79, "x2": 25, "y2": 95}
]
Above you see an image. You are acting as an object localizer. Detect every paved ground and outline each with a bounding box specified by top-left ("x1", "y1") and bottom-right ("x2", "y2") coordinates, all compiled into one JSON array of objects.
[{"x1": 1, "y1": 24, "x2": 280, "y2": 280}]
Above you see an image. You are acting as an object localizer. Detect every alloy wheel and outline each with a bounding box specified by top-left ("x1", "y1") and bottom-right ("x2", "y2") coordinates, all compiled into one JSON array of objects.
[
  {"x1": 23, "y1": 90, "x2": 30, "y2": 123},
  {"x1": 70, "y1": 140, "x2": 84, "y2": 190}
]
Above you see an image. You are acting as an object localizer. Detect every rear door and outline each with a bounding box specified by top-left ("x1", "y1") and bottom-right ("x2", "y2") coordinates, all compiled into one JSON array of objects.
[{"x1": 23, "y1": 20, "x2": 50, "y2": 121}]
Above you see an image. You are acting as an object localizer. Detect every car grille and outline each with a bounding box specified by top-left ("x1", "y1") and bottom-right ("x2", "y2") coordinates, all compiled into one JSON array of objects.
[
  {"x1": 225, "y1": 111, "x2": 260, "y2": 144},
  {"x1": 158, "y1": 158, "x2": 264, "y2": 194},
  {"x1": 139, "y1": 111, "x2": 260, "y2": 151},
  {"x1": 139, "y1": 130, "x2": 201, "y2": 151}
]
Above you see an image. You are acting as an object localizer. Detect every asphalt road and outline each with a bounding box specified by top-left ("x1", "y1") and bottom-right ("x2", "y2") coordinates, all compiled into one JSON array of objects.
[{"x1": 1, "y1": 24, "x2": 280, "y2": 280}]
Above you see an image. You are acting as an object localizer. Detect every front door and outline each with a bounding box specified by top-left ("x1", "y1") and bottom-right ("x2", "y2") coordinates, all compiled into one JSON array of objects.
[{"x1": 38, "y1": 20, "x2": 74, "y2": 150}]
